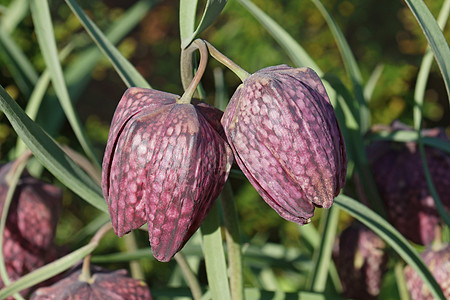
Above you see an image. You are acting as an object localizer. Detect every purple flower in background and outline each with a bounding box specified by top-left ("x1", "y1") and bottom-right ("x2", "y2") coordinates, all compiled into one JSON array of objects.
[
  {"x1": 221, "y1": 65, "x2": 347, "y2": 224},
  {"x1": 366, "y1": 121, "x2": 450, "y2": 245},
  {"x1": 102, "y1": 87, "x2": 233, "y2": 262},
  {"x1": 333, "y1": 222, "x2": 388, "y2": 300},
  {"x1": 31, "y1": 265, "x2": 152, "y2": 300}
]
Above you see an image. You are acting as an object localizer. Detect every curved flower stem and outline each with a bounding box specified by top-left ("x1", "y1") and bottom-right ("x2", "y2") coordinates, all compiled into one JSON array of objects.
[
  {"x1": 174, "y1": 252, "x2": 202, "y2": 300},
  {"x1": 220, "y1": 182, "x2": 244, "y2": 300},
  {"x1": 79, "y1": 222, "x2": 113, "y2": 282},
  {"x1": 124, "y1": 232, "x2": 145, "y2": 280},
  {"x1": 178, "y1": 39, "x2": 209, "y2": 104},
  {"x1": 204, "y1": 40, "x2": 250, "y2": 82},
  {"x1": 0, "y1": 151, "x2": 32, "y2": 300}
]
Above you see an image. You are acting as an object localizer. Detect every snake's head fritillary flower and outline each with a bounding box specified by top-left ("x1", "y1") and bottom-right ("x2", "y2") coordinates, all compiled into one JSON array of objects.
[
  {"x1": 221, "y1": 65, "x2": 347, "y2": 224},
  {"x1": 333, "y1": 222, "x2": 388, "y2": 300},
  {"x1": 404, "y1": 243, "x2": 450, "y2": 300},
  {"x1": 0, "y1": 162, "x2": 62, "y2": 297},
  {"x1": 366, "y1": 121, "x2": 450, "y2": 245},
  {"x1": 102, "y1": 87, "x2": 233, "y2": 262},
  {"x1": 31, "y1": 265, "x2": 152, "y2": 300}
]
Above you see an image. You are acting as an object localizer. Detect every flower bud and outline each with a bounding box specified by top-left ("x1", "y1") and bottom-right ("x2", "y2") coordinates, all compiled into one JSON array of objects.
[
  {"x1": 221, "y1": 65, "x2": 346, "y2": 224},
  {"x1": 366, "y1": 121, "x2": 450, "y2": 245},
  {"x1": 0, "y1": 162, "x2": 62, "y2": 296},
  {"x1": 102, "y1": 87, "x2": 233, "y2": 261},
  {"x1": 333, "y1": 222, "x2": 387, "y2": 300},
  {"x1": 31, "y1": 265, "x2": 152, "y2": 300},
  {"x1": 404, "y1": 243, "x2": 450, "y2": 300}
]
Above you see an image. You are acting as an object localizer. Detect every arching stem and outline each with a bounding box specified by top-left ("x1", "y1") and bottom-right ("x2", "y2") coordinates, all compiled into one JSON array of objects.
[
  {"x1": 204, "y1": 40, "x2": 250, "y2": 82},
  {"x1": 178, "y1": 39, "x2": 209, "y2": 104}
]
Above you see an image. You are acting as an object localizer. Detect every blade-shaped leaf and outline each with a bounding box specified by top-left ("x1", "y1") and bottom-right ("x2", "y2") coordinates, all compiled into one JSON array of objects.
[
  {"x1": 180, "y1": 0, "x2": 228, "y2": 48},
  {"x1": 30, "y1": 0, "x2": 99, "y2": 166},
  {"x1": 180, "y1": 0, "x2": 198, "y2": 46},
  {"x1": 0, "y1": 84, "x2": 107, "y2": 213},
  {"x1": 310, "y1": 0, "x2": 369, "y2": 132},
  {"x1": 335, "y1": 195, "x2": 446, "y2": 300},
  {"x1": 1, "y1": 0, "x2": 29, "y2": 33},
  {"x1": 404, "y1": 0, "x2": 450, "y2": 103},
  {"x1": 237, "y1": 0, "x2": 320, "y2": 72},
  {"x1": 64, "y1": 0, "x2": 152, "y2": 89}
]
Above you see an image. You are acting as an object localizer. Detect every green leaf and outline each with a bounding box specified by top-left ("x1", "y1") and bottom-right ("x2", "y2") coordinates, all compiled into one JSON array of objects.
[
  {"x1": 200, "y1": 203, "x2": 231, "y2": 300},
  {"x1": 30, "y1": 0, "x2": 99, "y2": 166},
  {"x1": 364, "y1": 64, "x2": 384, "y2": 101},
  {"x1": 0, "y1": 27, "x2": 38, "y2": 96},
  {"x1": 0, "y1": 84, "x2": 108, "y2": 213},
  {"x1": 237, "y1": 0, "x2": 320, "y2": 72},
  {"x1": 404, "y1": 0, "x2": 450, "y2": 103},
  {"x1": 335, "y1": 195, "x2": 446, "y2": 300},
  {"x1": 180, "y1": 0, "x2": 198, "y2": 46},
  {"x1": 64, "y1": 0, "x2": 152, "y2": 89},
  {"x1": 180, "y1": 0, "x2": 228, "y2": 49},
  {"x1": 0, "y1": 243, "x2": 97, "y2": 299},
  {"x1": 0, "y1": 0, "x2": 29, "y2": 33},
  {"x1": 310, "y1": 0, "x2": 369, "y2": 132},
  {"x1": 307, "y1": 206, "x2": 340, "y2": 292}
]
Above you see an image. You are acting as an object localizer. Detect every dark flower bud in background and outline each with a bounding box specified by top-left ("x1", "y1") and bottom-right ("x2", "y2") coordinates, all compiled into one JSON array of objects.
[
  {"x1": 31, "y1": 265, "x2": 152, "y2": 300},
  {"x1": 333, "y1": 222, "x2": 388, "y2": 300},
  {"x1": 366, "y1": 121, "x2": 450, "y2": 245},
  {"x1": 0, "y1": 162, "x2": 62, "y2": 297},
  {"x1": 221, "y1": 65, "x2": 346, "y2": 224},
  {"x1": 102, "y1": 87, "x2": 233, "y2": 262},
  {"x1": 404, "y1": 243, "x2": 450, "y2": 300}
]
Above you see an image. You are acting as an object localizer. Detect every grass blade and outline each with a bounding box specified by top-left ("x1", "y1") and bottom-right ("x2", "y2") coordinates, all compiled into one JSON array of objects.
[
  {"x1": 1, "y1": 0, "x2": 29, "y2": 33},
  {"x1": 307, "y1": 206, "x2": 340, "y2": 292},
  {"x1": 180, "y1": 0, "x2": 228, "y2": 48},
  {"x1": 180, "y1": 0, "x2": 198, "y2": 47},
  {"x1": 30, "y1": 0, "x2": 99, "y2": 166},
  {"x1": 64, "y1": 0, "x2": 152, "y2": 89},
  {"x1": 0, "y1": 28, "x2": 38, "y2": 96},
  {"x1": 364, "y1": 64, "x2": 384, "y2": 101},
  {"x1": 200, "y1": 203, "x2": 231, "y2": 300},
  {"x1": 0, "y1": 243, "x2": 97, "y2": 299},
  {"x1": 238, "y1": 0, "x2": 321, "y2": 73},
  {"x1": 310, "y1": 0, "x2": 368, "y2": 132},
  {"x1": 335, "y1": 195, "x2": 446, "y2": 300},
  {"x1": 404, "y1": 0, "x2": 450, "y2": 103},
  {"x1": 0, "y1": 84, "x2": 107, "y2": 213}
]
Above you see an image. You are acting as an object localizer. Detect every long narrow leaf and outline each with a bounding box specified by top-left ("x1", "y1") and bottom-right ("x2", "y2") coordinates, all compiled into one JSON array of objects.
[
  {"x1": 64, "y1": 0, "x2": 151, "y2": 89},
  {"x1": 180, "y1": 0, "x2": 228, "y2": 48},
  {"x1": 364, "y1": 64, "x2": 384, "y2": 101},
  {"x1": 200, "y1": 203, "x2": 231, "y2": 300},
  {"x1": 307, "y1": 206, "x2": 340, "y2": 292},
  {"x1": 30, "y1": 0, "x2": 99, "y2": 166},
  {"x1": 310, "y1": 0, "x2": 368, "y2": 132},
  {"x1": 0, "y1": 28, "x2": 38, "y2": 96},
  {"x1": 0, "y1": 84, "x2": 107, "y2": 213},
  {"x1": 412, "y1": 0, "x2": 450, "y2": 227},
  {"x1": 238, "y1": 0, "x2": 320, "y2": 73},
  {"x1": 0, "y1": 243, "x2": 97, "y2": 299},
  {"x1": 1, "y1": 0, "x2": 29, "y2": 33},
  {"x1": 179, "y1": 0, "x2": 198, "y2": 47},
  {"x1": 404, "y1": 0, "x2": 450, "y2": 103},
  {"x1": 335, "y1": 195, "x2": 446, "y2": 300},
  {"x1": 37, "y1": 0, "x2": 155, "y2": 136}
]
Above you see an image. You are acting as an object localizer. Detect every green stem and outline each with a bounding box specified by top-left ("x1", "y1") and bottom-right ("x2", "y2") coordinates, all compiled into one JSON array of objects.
[
  {"x1": 220, "y1": 182, "x2": 244, "y2": 300},
  {"x1": 204, "y1": 40, "x2": 250, "y2": 82},
  {"x1": 124, "y1": 232, "x2": 145, "y2": 280},
  {"x1": 78, "y1": 222, "x2": 113, "y2": 283},
  {"x1": 0, "y1": 152, "x2": 31, "y2": 300},
  {"x1": 394, "y1": 261, "x2": 411, "y2": 300},
  {"x1": 174, "y1": 253, "x2": 203, "y2": 300},
  {"x1": 178, "y1": 39, "x2": 208, "y2": 104}
]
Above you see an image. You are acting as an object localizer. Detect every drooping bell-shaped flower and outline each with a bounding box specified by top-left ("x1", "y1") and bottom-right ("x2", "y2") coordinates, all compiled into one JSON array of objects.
[
  {"x1": 0, "y1": 162, "x2": 62, "y2": 297},
  {"x1": 333, "y1": 222, "x2": 388, "y2": 300},
  {"x1": 404, "y1": 243, "x2": 450, "y2": 300},
  {"x1": 102, "y1": 87, "x2": 233, "y2": 262},
  {"x1": 31, "y1": 265, "x2": 152, "y2": 300},
  {"x1": 221, "y1": 65, "x2": 347, "y2": 224},
  {"x1": 366, "y1": 121, "x2": 450, "y2": 245}
]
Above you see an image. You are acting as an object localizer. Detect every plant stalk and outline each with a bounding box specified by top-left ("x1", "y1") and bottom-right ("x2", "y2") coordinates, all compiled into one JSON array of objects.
[
  {"x1": 174, "y1": 253, "x2": 203, "y2": 300},
  {"x1": 179, "y1": 39, "x2": 208, "y2": 103},
  {"x1": 220, "y1": 182, "x2": 244, "y2": 300}
]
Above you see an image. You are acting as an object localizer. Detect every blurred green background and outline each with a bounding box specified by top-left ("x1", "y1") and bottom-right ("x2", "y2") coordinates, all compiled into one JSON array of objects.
[{"x1": 0, "y1": 0, "x2": 449, "y2": 293}]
